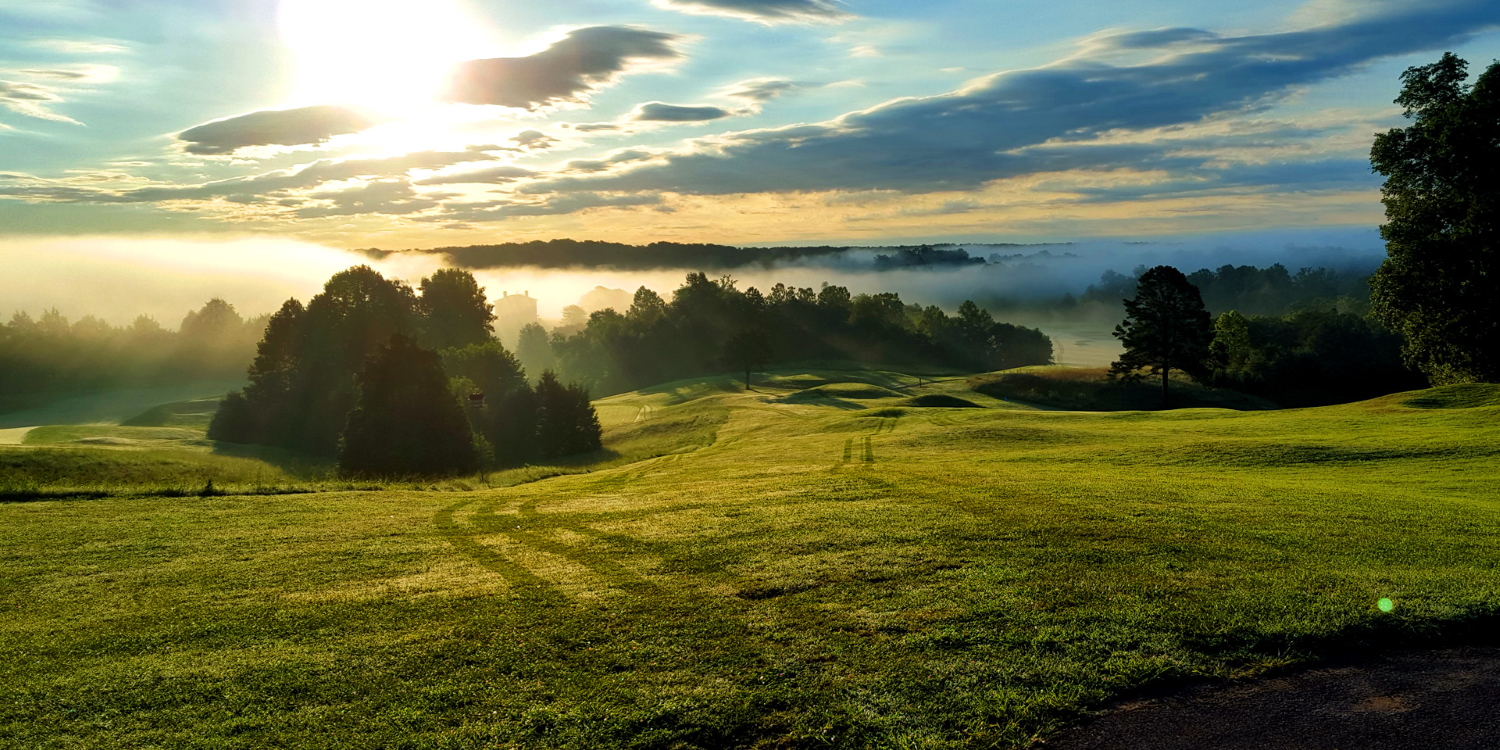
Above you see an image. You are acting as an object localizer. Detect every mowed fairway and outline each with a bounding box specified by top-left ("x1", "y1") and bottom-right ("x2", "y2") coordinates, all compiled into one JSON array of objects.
[{"x1": 2, "y1": 373, "x2": 1499, "y2": 749}]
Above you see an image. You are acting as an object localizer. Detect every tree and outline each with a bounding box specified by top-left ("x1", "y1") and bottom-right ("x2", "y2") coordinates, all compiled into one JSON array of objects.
[
  {"x1": 211, "y1": 266, "x2": 420, "y2": 456},
  {"x1": 1208, "y1": 310, "x2": 1254, "y2": 380},
  {"x1": 534, "y1": 371, "x2": 602, "y2": 460},
  {"x1": 1109, "y1": 265, "x2": 1213, "y2": 407},
  {"x1": 514, "y1": 322, "x2": 555, "y2": 382},
  {"x1": 723, "y1": 328, "x2": 773, "y2": 390},
  {"x1": 418, "y1": 268, "x2": 494, "y2": 351},
  {"x1": 339, "y1": 334, "x2": 477, "y2": 477},
  {"x1": 442, "y1": 341, "x2": 538, "y2": 467},
  {"x1": 1369, "y1": 52, "x2": 1500, "y2": 383}
]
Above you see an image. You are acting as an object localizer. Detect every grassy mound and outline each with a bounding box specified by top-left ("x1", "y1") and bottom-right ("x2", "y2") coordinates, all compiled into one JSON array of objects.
[
  {"x1": 970, "y1": 366, "x2": 1279, "y2": 411},
  {"x1": 1397, "y1": 383, "x2": 1500, "y2": 410},
  {"x1": 121, "y1": 396, "x2": 225, "y2": 428},
  {"x1": 3, "y1": 370, "x2": 1497, "y2": 748},
  {"x1": 902, "y1": 393, "x2": 982, "y2": 408},
  {"x1": 801, "y1": 382, "x2": 905, "y2": 399},
  {"x1": 0, "y1": 447, "x2": 297, "y2": 493}
]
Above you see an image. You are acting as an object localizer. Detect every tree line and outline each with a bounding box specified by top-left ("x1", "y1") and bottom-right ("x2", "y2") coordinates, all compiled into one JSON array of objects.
[
  {"x1": 545, "y1": 272, "x2": 1054, "y2": 397},
  {"x1": 371, "y1": 239, "x2": 854, "y2": 272},
  {"x1": 208, "y1": 266, "x2": 601, "y2": 477},
  {"x1": 1109, "y1": 266, "x2": 1424, "y2": 408},
  {"x1": 1080, "y1": 263, "x2": 1374, "y2": 318},
  {"x1": 1113, "y1": 52, "x2": 1500, "y2": 400},
  {"x1": 0, "y1": 300, "x2": 260, "y2": 411}
]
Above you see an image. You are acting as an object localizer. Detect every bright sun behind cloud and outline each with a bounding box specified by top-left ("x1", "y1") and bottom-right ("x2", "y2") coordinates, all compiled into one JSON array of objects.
[{"x1": 278, "y1": 0, "x2": 496, "y2": 115}]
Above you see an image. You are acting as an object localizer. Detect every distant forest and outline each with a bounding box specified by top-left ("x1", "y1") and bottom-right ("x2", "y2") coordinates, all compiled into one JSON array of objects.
[
  {"x1": 1078, "y1": 264, "x2": 1374, "y2": 317},
  {"x1": 365, "y1": 240, "x2": 854, "y2": 271},
  {"x1": 361, "y1": 240, "x2": 1070, "y2": 272},
  {"x1": 0, "y1": 258, "x2": 1409, "y2": 417},
  {"x1": 548, "y1": 273, "x2": 1054, "y2": 397},
  {"x1": 0, "y1": 301, "x2": 260, "y2": 411}
]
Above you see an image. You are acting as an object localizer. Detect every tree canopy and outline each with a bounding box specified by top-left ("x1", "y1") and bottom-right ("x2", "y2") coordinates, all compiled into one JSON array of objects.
[
  {"x1": 1109, "y1": 265, "x2": 1213, "y2": 407},
  {"x1": 553, "y1": 272, "x2": 1053, "y2": 397},
  {"x1": 339, "y1": 335, "x2": 478, "y2": 477},
  {"x1": 1370, "y1": 52, "x2": 1500, "y2": 383}
]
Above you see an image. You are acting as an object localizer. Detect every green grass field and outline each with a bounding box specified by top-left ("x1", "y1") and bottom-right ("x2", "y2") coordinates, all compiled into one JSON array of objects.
[{"x1": 2, "y1": 368, "x2": 1498, "y2": 748}]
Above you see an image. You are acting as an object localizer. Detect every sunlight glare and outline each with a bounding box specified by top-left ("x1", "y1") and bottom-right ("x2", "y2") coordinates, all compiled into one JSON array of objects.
[{"x1": 278, "y1": 0, "x2": 494, "y2": 114}]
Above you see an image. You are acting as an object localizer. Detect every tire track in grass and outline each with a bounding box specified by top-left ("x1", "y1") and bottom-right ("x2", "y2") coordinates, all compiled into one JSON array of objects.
[
  {"x1": 433, "y1": 499, "x2": 563, "y2": 601},
  {"x1": 511, "y1": 496, "x2": 663, "y2": 596}
]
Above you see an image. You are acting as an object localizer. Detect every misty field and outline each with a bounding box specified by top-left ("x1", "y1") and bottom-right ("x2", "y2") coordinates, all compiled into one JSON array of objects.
[{"x1": 2, "y1": 371, "x2": 1499, "y2": 749}]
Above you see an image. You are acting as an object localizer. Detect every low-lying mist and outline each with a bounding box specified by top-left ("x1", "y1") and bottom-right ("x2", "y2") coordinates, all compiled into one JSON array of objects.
[{"x1": 2, "y1": 228, "x2": 1386, "y2": 371}]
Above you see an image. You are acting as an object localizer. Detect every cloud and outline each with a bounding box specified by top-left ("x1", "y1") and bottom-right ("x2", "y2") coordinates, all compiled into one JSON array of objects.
[
  {"x1": 511, "y1": 130, "x2": 557, "y2": 150},
  {"x1": 0, "y1": 148, "x2": 502, "y2": 205},
  {"x1": 526, "y1": 0, "x2": 1500, "y2": 198},
  {"x1": 427, "y1": 192, "x2": 663, "y2": 222},
  {"x1": 0, "y1": 80, "x2": 80, "y2": 123},
  {"x1": 442, "y1": 26, "x2": 682, "y2": 110},
  {"x1": 653, "y1": 0, "x2": 851, "y2": 24},
  {"x1": 721, "y1": 78, "x2": 802, "y2": 104},
  {"x1": 176, "y1": 105, "x2": 384, "y2": 156},
  {"x1": 27, "y1": 39, "x2": 129, "y2": 55},
  {"x1": 416, "y1": 165, "x2": 537, "y2": 186},
  {"x1": 631, "y1": 102, "x2": 735, "y2": 122},
  {"x1": 294, "y1": 180, "x2": 451, "y2": 218}
]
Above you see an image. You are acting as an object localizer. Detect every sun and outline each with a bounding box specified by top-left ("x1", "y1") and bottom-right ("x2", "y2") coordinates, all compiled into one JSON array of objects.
[{"x1": 278, "y1": 0, "x2": 495, "y2": 115}]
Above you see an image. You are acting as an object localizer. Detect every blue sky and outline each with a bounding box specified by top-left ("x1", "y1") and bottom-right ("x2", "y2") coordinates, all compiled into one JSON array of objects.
[{"x1": 1, "y1": 0, "x2": 1497, "y2": 248}]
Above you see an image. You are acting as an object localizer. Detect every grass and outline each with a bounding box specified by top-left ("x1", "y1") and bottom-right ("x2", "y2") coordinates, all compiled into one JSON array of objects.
[
  {"x1": 970, "y1": 366, "x2": 1280, "y2": 411},
  {"x1": 1, "y1": 368, "x2": 1498, "y2": 748},
  {"x1": 121, "y1": 397, "x2": 226, "y2": 429}
]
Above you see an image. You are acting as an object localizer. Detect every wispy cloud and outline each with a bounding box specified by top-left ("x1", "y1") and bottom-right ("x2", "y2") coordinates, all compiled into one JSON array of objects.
[
  {"x1": 653, "y1": 0, "x2": 852, "y2": 25},
  {"x1": 442, "y1": 26, "x2": 683, "y2": 110},
  {"x1": 0, "y1": 80, "x2": 81, "y2": 124},
  {"x1": 175, "y1": 105, "x2": 386, "y2": 156},
  {"x1": 524, "y1": 0, "x2": 1499, "y2": 199},
  {"x1": 630, "y1": 102, "x2": 735, "y2": 122}
]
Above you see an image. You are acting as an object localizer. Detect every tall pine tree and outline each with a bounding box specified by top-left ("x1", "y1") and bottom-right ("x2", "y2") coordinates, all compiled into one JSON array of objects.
[{"x1": 1109, "y1": 266, "x2": 1213, "y2": 407}]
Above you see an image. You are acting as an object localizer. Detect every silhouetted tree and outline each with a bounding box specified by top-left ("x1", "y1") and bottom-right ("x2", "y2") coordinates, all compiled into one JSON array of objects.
[
  {"x1": 724, "y1": 328, "x2": 773, "y2": 390},
  {"x1": 545, "y1": 272, "x2": 1052, "y2": 398},
  {"x1": 442, "y1": 341, "x2": 538, "y2": 467},
  {"x1": 1370, "y1": 52, "x2": 1500, "y2": 383},
  {"x1": 1204, "y1": 308, "x2": 1422, "y2": 406},
  {"x1": 339, "y1": 335, "x2": 477, "y2": 477},
  {"x1": 212, "y1": 266, "x2": 419, "y2": 455},
  {"x1": 534, "y1": 371, "x2": 602, "y2": 460},
  {"x1": 1110, "y1": 265, "x2": 1213, "y2": 407},
  {"x1": 419, "y1": 268, "x2": 495, "y2": 351}
]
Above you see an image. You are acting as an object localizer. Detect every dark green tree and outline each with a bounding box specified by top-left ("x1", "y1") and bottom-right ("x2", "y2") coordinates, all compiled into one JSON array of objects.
[
  {"x1": 1208, "y1": 310, "x2": 1254, "y2": 379},
  {"x1": 442, "y1": 341, "x2": 538, "y2": 467},
  {"x1": 1109, "y1": 265, "x2": 1213, "y2": 407},
  {"x1": 1369, "y1": 52, "x2": 1500, "y2": 383},
  {"x1": 210, "y1": 266, "x2": 419, "y2": 455},
  {"x1": 534, "y1": 371, "x2": 602, "y2": 460},
  {"x1": 339, "y1": 335, "x2": 477, "y2": 477},
  {"x1": 418, "y1": 268, "x2": 495, "y2": 351},
  {"x1": 723, "y1": 327, "x2": 773, "y2": 390}
]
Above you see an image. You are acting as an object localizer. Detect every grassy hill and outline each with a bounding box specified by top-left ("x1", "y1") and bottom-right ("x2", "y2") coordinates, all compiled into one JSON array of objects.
[
  {"x1": 1, "y1": 369, "x2": 1497, "y2": 748},
  {"x1": 969, "y1": 366, "x2": 1279, "y2": 411}
]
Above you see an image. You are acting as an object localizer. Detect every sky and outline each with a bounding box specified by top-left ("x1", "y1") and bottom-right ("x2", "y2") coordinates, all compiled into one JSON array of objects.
[{"x1": 0, "y1": 0, "x2": 1497, "y2": 322}]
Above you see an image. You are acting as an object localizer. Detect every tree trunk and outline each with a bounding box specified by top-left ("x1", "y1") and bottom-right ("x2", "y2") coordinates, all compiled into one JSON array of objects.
[
  {"x1": 745, "y1": 367, "x2": 751, "y2": 391},
  {"x1": 1161, "y1": 366, "x2": 1170, "y2": 409}
]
